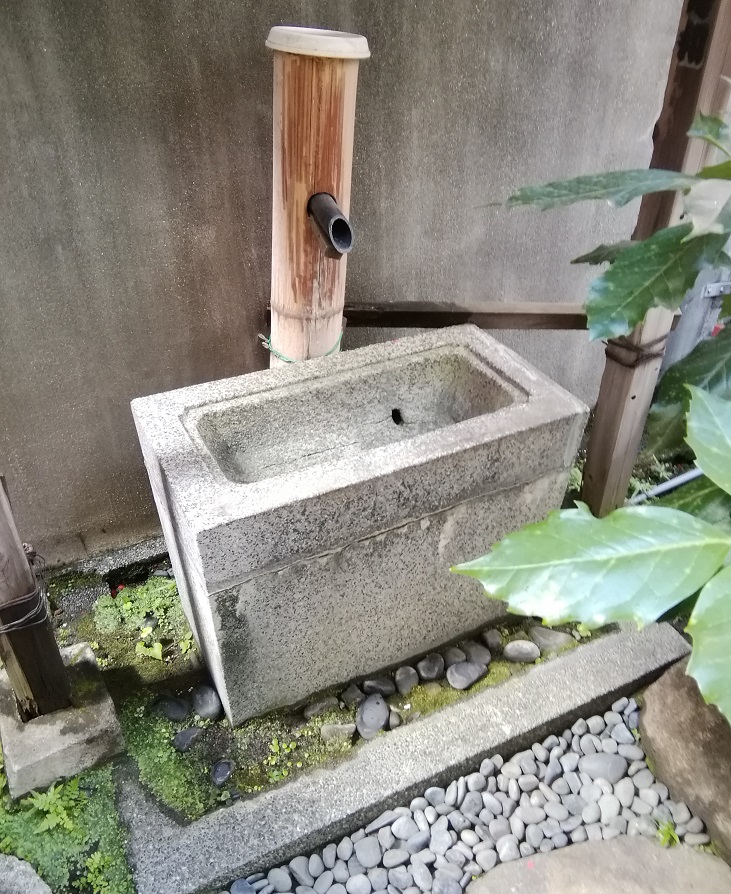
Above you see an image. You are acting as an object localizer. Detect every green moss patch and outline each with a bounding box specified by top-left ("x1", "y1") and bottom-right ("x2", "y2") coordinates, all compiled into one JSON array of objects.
[
  {"x1": 0, "y1": 758, "x2": 133, "y2": 894},
  {"x1": 118, "y1": 690, "x2": 358, "y2": 822},
  {"x1": 63, "y1": 576, "x2": 198, "y2": 689}
]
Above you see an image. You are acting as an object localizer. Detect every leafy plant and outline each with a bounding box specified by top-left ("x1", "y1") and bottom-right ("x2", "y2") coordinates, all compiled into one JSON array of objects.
[
  {"x1": 179, "y1": 630, "x2": 197, "y2": 659},
  {"x1": 454, "y1": 388, "x2": 731, "y2": 721},
  {"x1": 454, "y1": 122, "x2": 731, "y2": 722},
  {"x1": 73, "y1": 851, "x2": 114, "y2": 893},
  {"x1": 135, "y1": 639, "x2": 164, "y2": 661},
  {"x1": 657, "y1": 820, "x2": 680, "y2": 848},
  {"x1": 21, "y1": 780, "x2": 86, "y2": 833},
  {"x1": 645, "y1": 326, "x2": 731, "y2": 459},
  {"x1": 0, "y1": 765, "x2": 134, "y2": 894},
  {"x1": 506, "y1": 114, "x2": 731, "y2": 340}
]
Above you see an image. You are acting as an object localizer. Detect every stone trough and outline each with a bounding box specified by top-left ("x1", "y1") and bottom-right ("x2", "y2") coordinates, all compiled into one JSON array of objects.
[{"x1": 132, "y1": 325, "x2": 587, "y2": 725}]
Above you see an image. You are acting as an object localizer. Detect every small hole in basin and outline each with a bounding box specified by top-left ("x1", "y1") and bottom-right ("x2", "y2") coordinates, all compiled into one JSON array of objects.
[{"x1": 392, "y1": 408, "x2": 404, "y2": 425}]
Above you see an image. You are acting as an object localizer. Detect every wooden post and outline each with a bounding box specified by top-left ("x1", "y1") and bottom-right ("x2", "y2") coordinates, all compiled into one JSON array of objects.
[
  {"x1": 0, "y1": 478, "x2": 71, "y2": 719},
  {"x1": 582, "y1": 0, "x2": 731, "y2": 516},
  {"x1": 266, "y1": 27, "x2": 369, "y2": 366}
]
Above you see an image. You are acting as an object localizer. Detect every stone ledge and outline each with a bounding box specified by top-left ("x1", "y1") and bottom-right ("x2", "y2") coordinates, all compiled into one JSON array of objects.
[
  {"x1": 0, "y1": 643, "x2": 125, "y2": 799},
  {"x1": 118, "y1": 623, "x2": 689, "y2": 894}
]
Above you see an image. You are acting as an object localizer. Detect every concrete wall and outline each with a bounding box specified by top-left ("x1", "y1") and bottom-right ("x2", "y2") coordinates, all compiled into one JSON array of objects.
[{"x1": 0, "y1": 0, "x2": 682, "y2": 563}]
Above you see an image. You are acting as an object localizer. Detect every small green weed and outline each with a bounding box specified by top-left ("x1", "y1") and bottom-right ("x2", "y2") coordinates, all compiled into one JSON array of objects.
[
  {"x1": 21, "y1": 780, "x2": 86, "y2": 833},
  {"x1": 73, "y1": 850, "x2": 114, "y2": 893},
  {"x1": 657, "y1": 820, "x2": 680, "y2": 847}
]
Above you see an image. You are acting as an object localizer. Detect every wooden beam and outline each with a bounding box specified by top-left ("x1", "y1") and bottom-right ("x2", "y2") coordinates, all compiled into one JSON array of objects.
[
  {"x1": 0, "y1": 477, "x2": 71, "y2": 719},
  {"x1": 341, "y1": 301, "x2": 588, "y2": 330},
  {"x1": 582, "y1": 0, "x2": 731, "y2": 516}
]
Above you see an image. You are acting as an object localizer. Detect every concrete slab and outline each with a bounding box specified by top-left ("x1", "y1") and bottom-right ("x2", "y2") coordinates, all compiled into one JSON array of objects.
[
  {"x1": 0, "y1": 643, "x2": 125, "y2": 799},
  {"x1": 118, "y1": 623, "x2": 689, "y2": 894},
  {"x1": 467, "y1": 837, "x2": 731, "y2": 893},
  {"x1": 133, "y1": 325, "x2": 587, "y2": 724},
  {"x1": 641, "y1": 659, "x2": 731, "y2": 860}
]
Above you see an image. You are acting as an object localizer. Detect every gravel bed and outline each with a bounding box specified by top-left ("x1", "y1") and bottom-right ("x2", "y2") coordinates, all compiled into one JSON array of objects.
[{"x1": 217, "y1": 698, "x2": 708, "y2": 894}]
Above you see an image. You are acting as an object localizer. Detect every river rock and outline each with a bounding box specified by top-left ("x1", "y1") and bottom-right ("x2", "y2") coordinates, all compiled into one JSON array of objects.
[
  {"x1": 356, "y1": 695, "x2": 389, "y2": 740},
  {"x1": 395, "y1": 667, "x2": 419, "y2": 695},
  {"x1": 578, "y1": 753, "x2": 628, "y2": 784},
  {"x1": 417, "y1": 654, "x2": 445, "y2": 681},
  {"x1": 446, "y1": 661, "x2": 487, "y2": 690},
  {"x1": 503, "y1": 641, "x2": 540, "y2": 663},
  {"x1": 191, "y1": 683, "x2": 223, "y2": 720}
]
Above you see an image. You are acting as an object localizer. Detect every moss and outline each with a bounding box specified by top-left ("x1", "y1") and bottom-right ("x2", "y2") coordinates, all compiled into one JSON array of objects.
[
  {"x1": 118, "y1": 694, "x2": 217, "y2": 821},
  {"x1": 117, "y1": 688, "x2": 360, "y2": 820},
  {"x1": 395, "y1": 660, "x2": 521, "y2": 717},
  {"x1": 66, "y1": 576, "x2": 198, "y2": 690},
  {"x1": 0, "y1": 759, "x2": 133, "y2": 894}
]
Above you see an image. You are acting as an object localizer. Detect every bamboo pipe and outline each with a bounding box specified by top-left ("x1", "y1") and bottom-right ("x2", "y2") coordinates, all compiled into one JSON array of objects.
[{"x1": 266, "y1": 26, "x2": 370, "y2": 366}]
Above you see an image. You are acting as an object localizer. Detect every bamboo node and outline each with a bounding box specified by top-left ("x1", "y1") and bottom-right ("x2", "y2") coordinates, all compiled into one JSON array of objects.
[{"x1": 258, "y1": 331, "x2": 343, "y2": 363}]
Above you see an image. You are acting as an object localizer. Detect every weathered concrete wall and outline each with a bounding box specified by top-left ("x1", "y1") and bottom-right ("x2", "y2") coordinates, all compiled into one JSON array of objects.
[{"x1": 0, "y1": 0, "x2": 682, "y2": 563}]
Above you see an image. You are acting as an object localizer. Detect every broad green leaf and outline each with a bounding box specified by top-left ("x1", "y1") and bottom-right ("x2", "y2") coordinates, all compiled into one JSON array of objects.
[
  {"x1": 722, "y1": 294, "x2": 731, "y2": 317},
  {"x1": 507, "y1": 170, "x2": 701, "y2": 210},
  {"x1": 644, "y1": 326, "x2": 731, "y2": 458},
  {"x1": 586, "y1": 224, "x2": 730, "y2": 340},
  {"x1": 686, "y1": 387, "x2": 731, "y2": 495},
  {"x1": 687, "y1": 564, "x2": 731, "y2": 721},
  {"x1": 688, "y1": 113, "x2": 731, "y2": 158},
  {"x1": 452, "y1": 503, "x2": 731, "y2": 628},
  {"x1": 699, "y1": 159, "x2": 731, "y2": 180},
  {"x1": 656, "y1": 475, "x2": 731, "y2": 534},
  {"x1": 571, "y1": 241, "x2": 634, "y2": 265}
]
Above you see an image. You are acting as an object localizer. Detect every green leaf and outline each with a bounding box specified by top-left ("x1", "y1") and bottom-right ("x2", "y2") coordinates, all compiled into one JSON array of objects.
[
  {"x1": 656, "y1": 475, "x2": 731, "y2": 534},
  {"x1": 722, "y1": 294, "x2": 731, "y2": 317},
  {"x1": 507, "y1": 170, "x2": 701, "y2": 210},
  {"x1": 452, "y1": 503, "x2": 731, "y2": 628},
  {"x1": 688, "y1": 113, "x2": 731, "y2": 158},
  {"x1": 699, "y1": 159, "x2": 731, "y2": 180},
  {"x1": 586, "y1": 225, "x2": 730, "y2": 340},
  {"x1": 687, "y1": 564, "x2": 731, "y2": 720},
  {"x1": 571, "y1": 241, "x2": 634, "y2": 265},
  {"x1": 686, "y1": 387, "x2": 731, "y2": 495},
  {"x1": 645, "y1": 326, "x2": 731, "y2": 458}
]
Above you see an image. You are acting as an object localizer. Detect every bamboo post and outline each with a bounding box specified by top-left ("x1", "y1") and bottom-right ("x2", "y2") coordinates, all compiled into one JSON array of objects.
[
  {"x1": 266, "y1": 26, "x2": 370, "y2": 366},
  {"x1": 0, "y1": 477, "x2": 71, "y2": 719}
]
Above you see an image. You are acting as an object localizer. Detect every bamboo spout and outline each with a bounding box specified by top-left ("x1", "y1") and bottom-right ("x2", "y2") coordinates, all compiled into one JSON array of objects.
[{"x1": 266, "y1": 26, "x2": 369, "y2": 366}]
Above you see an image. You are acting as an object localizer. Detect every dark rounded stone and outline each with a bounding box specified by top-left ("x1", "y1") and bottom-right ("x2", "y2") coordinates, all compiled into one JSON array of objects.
[
  {"x1": 460, "y1": 640, "x2": 491, "y2": 666},
  {"x1": 445, "y1": 661, "x2": 487, "y2": 691},
  {"x1": 232, "y1": 881, "x2": 257, "y2": 894},
  {"x1": 394, "y1": 667, "x2": 419, "y2": 695},
  {"x1": 442, "y1": 647, "x2": 467, "y2": 668},
  {"x1": 362, "y1": 677, "x2": 396, "y2": 697},
  {"x1": 150, "y1": 695, "x2": 190, "y2": 722},
  {"x1": 212, "y1": 759, "x2": 235, "y2": 786},
  {"x1": 192, "y1": 683, "x2": 224, "y2": 720},
  {"x1": 341, "y1": 683, "x2": 366, "y2": 708},
  {"x1": 356, "y1": 694, "x2": 389, "y2": 740},
  {"x1": 172, "y1": 727, "x2": 204, "y2": 752},
  {"x1": 416, "y1": 653, "x2": 445, "y2": 681}
]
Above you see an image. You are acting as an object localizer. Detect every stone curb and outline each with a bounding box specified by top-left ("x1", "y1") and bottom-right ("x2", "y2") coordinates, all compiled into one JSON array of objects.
[{"x1": 118, "y1": 623, "x2": 689, "y2": 894}]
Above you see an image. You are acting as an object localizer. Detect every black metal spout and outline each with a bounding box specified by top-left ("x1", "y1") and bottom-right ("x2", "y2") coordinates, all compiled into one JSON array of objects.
[{"x1": 307, "y1": 193, "x2": 354, "y2": 258}]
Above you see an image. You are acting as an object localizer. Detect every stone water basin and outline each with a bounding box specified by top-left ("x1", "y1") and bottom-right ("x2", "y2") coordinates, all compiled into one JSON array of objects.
[{"x1": 132, "y1": 325, "x2": 587, "y2": 724}]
